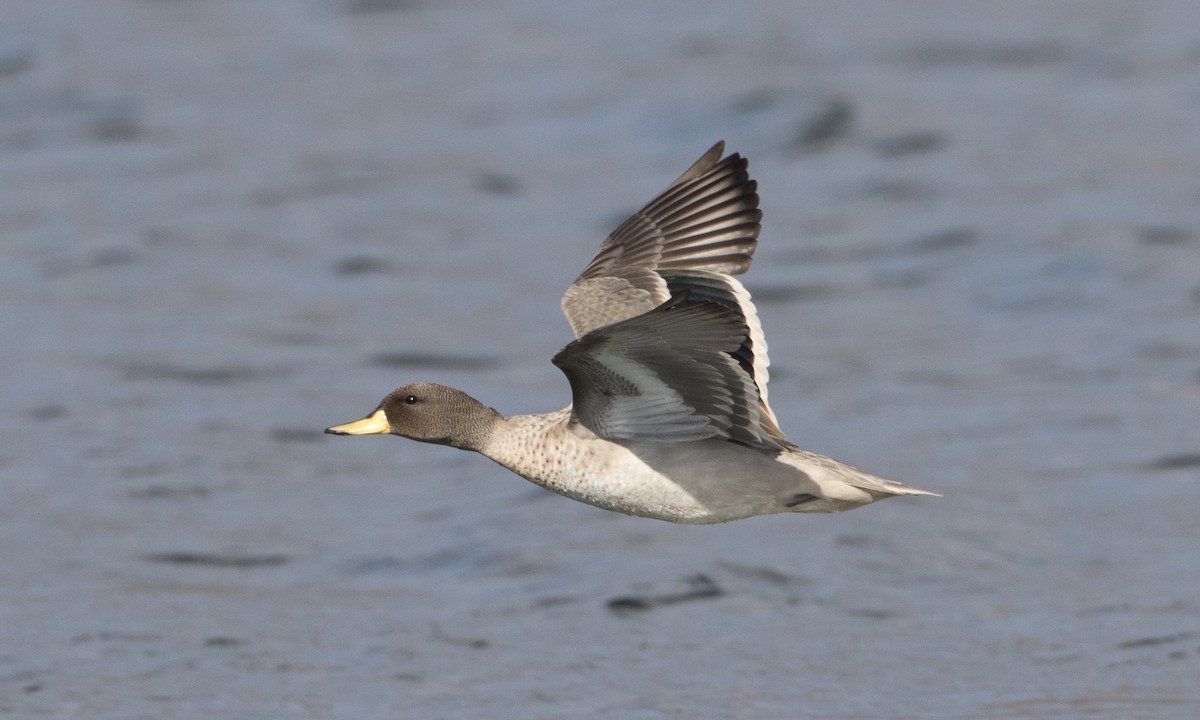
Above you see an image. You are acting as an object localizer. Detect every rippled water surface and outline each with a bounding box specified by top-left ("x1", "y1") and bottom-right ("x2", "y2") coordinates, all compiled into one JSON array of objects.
[{"x1": 2, "y1": 1, "x2": 1199, "y2": 717}]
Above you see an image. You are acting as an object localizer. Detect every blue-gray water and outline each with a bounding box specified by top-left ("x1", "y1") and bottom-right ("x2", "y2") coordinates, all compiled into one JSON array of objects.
[{"x1": 2, "y1": 1, "x2": 1199, "y2": 717}]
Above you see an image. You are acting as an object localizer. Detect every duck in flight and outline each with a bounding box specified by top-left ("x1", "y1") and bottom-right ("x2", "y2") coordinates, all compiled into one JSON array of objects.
[{"x1": 326, "y1": 142, "x2": 935, "y2": 523}]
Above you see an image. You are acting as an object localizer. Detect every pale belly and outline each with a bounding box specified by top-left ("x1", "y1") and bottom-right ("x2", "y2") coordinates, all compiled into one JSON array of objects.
[
  {"x1": 497, "y1": 436, "x2": 823, "y2": 524},
  {"x1": 480, "y1": 413, "x2": 886, "y2": 523}
]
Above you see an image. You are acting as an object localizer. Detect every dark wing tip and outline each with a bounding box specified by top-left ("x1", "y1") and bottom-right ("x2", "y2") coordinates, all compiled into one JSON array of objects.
[{"x1": 670, "y1": 141, "x2": 727, "y2": 187}]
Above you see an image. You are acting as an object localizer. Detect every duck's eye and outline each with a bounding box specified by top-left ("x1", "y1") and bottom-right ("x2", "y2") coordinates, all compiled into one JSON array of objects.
[{"x1": 404, "y1": 395, "x2": 418, "y2": 405}]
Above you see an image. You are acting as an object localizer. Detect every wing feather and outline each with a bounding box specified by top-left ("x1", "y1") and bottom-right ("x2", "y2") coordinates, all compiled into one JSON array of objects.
[
  {"x1": 552, "y1": 296, "x2": 783, "y2": 449},
  {"x1": 560, "y1": 141, "x2": 761, "y2": 338},
  {"x1": 556, "y1": 143, "x2": 788, "y2": 447}
]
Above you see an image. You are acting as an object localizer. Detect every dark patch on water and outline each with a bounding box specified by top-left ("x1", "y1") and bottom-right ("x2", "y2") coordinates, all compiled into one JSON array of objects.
[
  {"x1": 333, "y1": 255, "x2": 392, "y2": 275},
  {"x1": 346, "y1": 547, "x2": 495, "y2": 576},
  {"x1": 254, "y1": 331, "x2": 324, "y2": 347},
  {"x1": 72, "y1": 631, "x2": 160, "y2": 643},
  {"x1": 875, "y1": 269, "x2": 933, "y2": 289},
  {"x1": 790, "y1": 97, "x2": 853, "y2": 153},
  {"x1": 347, "y1": 556, "x2": 407, "y2": 574},
  {"x1": 1137, "y1": 226, "x2": 1194, "y2": 246},
  {"x1": 607, "y1": 573, "x2": 724, "y2": 615},
  {"x1": 37, "y1": 247, "x2": 140, "y2": 278},
  {"x1": 1117, "y1": 631, "x2": 1195, "y2": 649},
  {"x1": 124, "y1": 362, "x2": 288, "y2": 384},
  {"x1": 717, "y1": 562, "x2": 802, "y2": 586},
  {"x1": 0, "y1": 43, "x2": 35, "y2": 77},
  {"x1": 533, "y1": 595, "x2": 581, "y2": 608},
  {"x1": 899, "y1": 39, "x2": 1071, "y2": 68},
  {"x1": 908, "y1": 227, "x2": 979, "y2": 254},
  {"x1": 873, "y1": 131, "x2": 948, "y2": 158},
  {"x1": 835, "y1": 533, "x2": 875, "y2": 548},
  {"x1": 85, "y1": 102, "x2": 145, "y2": 142},
  {"x1": 1133, "y1": 340, "x2": 1195, "y2": 360},
  {"x1": 677, "y1": 34, "x2": 722, "y2": 58},
  {"x1": 370, "y1": 352, "x2": 502, "y2": 371},
  {"x1": 1144, "y1": 453, "x2": 1200, "y2": 471},
  {"x1": 91, "y1": 247, "x2": 139, "y2": 267},
  {"x1": 27, "y1": 403, "x2": 67, "y2": 421},
  {"x1": 204, "y1": 636, "x2": 245, "y2": 647},
  {"x1": 763, "y1": 364, "x2": 794, "y2": 381},
  {"x1": 844, "y1": 607, "x2": 899, "y2": 620},
  {"x1": 343, "y1": 0, "x2": 423, "y2": 13},
  {"x1": 145, "y1": 552, "x2": 289, "y2": 568},
  {"x1": 129, "y1": 484, "x2": 212, "y2": 499},
  {"x1": 730, "y1": 87, "x2": 777, "y2": 115},
  {"x1": 431, "y1": 626, "x2": 489, "y2": 649},
  {"x1": 859, "y1": 178, "x2": 936, "y2": 202},
  {"x1": 119, "y1": 462, "x2": 176, "y2": 479},
  {"x1": 474, "y1": 172, "x2": 523, "y2": 197}
]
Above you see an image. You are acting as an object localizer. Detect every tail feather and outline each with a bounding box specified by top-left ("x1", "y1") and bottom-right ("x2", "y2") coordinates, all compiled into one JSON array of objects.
[{"x1": 778, "y1": 448, "x2": 938, "y2": 512}]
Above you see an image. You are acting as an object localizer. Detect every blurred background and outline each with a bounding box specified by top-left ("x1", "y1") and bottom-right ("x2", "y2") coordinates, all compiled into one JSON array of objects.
[{"x1": 2, "y1": 1, "x2": 1198, "y2": 717}]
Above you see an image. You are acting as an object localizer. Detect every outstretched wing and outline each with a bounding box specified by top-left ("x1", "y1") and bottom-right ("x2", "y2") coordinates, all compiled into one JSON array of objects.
[
  {"x1": 558, "y1": 143, "x2": 787, "y2": 445},
  {"x1": 552, "y1": 295, "x2": 784, "y2": 450},
  {"x1": 560, "y1": 141, "x2": 761, "y2": 338}
]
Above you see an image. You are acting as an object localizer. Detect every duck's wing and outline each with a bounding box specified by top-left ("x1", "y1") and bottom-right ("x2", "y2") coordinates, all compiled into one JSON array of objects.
[
  {"x1": 552, "y1": 294, "x2": 785, "y2": 450},
  {"x1": 559, "y1": 142, "x2": 787, "y2": 445},
  {"x1": 560, "y1": 141, "x2": 761, "y2": 339},
  {"x1": 661, "y1": 273, "x2": 790, "y2": 447}
]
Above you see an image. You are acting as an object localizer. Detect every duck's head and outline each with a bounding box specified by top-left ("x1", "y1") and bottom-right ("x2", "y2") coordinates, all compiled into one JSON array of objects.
[{"x1": 325, "y1": 383, "x2": 500, "y2": 450}]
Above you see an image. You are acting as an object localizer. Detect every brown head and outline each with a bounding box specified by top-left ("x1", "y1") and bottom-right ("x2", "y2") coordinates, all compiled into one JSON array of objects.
[{"x1": 325, "y1": 383, "x2": 501, "y2": 451}]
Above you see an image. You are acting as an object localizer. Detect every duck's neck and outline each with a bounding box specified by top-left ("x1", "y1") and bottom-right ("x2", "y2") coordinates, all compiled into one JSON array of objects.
[
  {"x1": 444, "y1": 405, "x2": 504, "y2": 452},
  {"x1": 476, "y1": 408, "x2": 573, "y2": 474}
]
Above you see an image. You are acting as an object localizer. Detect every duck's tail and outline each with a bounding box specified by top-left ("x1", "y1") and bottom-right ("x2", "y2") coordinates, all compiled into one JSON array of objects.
[{"x1": 780, "y1": 449, "x2": 939, "y2": 513}]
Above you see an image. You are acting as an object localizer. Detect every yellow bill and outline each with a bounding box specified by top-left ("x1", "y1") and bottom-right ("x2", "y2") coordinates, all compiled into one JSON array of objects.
[{"x1": 325, "y1": 408, "x2": 390, "y2": 435}]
